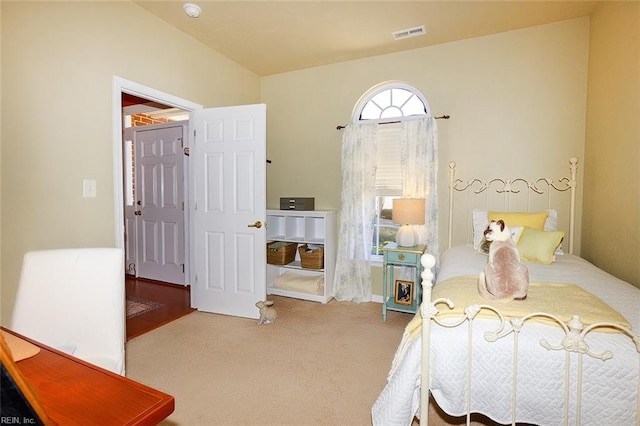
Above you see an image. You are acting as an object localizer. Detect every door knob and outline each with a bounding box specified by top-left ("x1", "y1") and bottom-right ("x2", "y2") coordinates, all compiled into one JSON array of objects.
[{"x1": 248, "y1": 221, "x2": 262, "y2": 229}]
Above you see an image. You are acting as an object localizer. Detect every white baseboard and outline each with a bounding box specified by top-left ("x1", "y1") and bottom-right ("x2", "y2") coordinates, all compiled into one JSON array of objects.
[{"x1": 371, "y1": 294, "x2": 383, "y2": 303}]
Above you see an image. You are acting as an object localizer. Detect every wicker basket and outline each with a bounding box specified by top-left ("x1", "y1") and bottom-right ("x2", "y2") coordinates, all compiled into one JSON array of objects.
[
  {"x1": 298, "y1": 244, "x2": 324, "y2": 269},
  {"x1": 267, "y1": 242, "x2": 297, "y2": 265}
]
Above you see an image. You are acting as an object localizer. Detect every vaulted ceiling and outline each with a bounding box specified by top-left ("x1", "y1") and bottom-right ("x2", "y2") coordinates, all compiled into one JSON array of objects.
[{"x1": 134, "y1": 1, "x2": 600, "y2": 77}]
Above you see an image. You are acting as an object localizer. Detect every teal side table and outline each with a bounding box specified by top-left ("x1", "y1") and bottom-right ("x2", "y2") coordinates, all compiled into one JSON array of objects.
[{"x1": 382, "y1": 244, "x2": 426, "y2": 320}]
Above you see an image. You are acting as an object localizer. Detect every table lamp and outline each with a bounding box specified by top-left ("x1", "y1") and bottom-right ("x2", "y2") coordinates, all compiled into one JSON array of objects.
[{"x1": 392, "y1": 198, "x2": 425, "y2": 247}]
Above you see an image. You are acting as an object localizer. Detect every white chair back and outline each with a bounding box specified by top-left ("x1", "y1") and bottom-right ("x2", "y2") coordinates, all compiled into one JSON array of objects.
[{"x1": 11, "y1": 248, "x2": 125, "y2": 375}]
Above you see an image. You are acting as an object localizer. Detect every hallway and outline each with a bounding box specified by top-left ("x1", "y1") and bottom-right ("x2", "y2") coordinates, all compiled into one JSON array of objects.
[{"x1": 126, "y1": 277, "x2": 193, "y2": 340}]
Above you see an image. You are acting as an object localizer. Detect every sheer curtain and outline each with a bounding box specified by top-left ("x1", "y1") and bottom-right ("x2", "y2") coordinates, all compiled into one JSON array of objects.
[
  {"x1": 402, "y1": 117, "x2": 439, "y2": 263},
  {"x1": 333, "y1": 123, "x2": 378, "y2": 302},
  {"x1": 333, "y1": 117, "x2": 438, "y2": 303}
]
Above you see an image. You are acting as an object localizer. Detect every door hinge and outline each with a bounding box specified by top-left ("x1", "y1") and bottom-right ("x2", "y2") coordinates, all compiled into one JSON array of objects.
[
  {"x1": 179, "y1": 137, "x2": 184, "y2": 148},
  {"x1": 182, "y1": 202, "x2": 184, "y2": 211},
  {"x1": 181, "y1": 264, "x2": 185, "y2": 273}
]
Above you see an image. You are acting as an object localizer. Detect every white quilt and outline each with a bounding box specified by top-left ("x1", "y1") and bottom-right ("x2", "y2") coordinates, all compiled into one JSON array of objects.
[{"x1": 372, "y1": 245, "x2": 639, "y2": 425}]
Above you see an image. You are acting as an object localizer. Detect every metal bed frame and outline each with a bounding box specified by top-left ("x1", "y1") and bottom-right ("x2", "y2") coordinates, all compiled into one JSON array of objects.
[{"x1": 418, "y1": 158, "x2": 639, "y2": 425}]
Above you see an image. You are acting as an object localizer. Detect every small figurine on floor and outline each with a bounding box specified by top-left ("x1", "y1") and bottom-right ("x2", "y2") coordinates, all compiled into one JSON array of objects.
[
  {"x1": 255, "y1": 300, "x2": 278, "y2": 325},
  {"x1": 478, "y1": 219, "x2": 529, "y2": 301}
]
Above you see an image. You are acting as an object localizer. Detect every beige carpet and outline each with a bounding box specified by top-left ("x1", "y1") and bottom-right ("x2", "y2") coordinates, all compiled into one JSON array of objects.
[{"x1": 125, "y1": 295, "x2": 412, "y2": 426}]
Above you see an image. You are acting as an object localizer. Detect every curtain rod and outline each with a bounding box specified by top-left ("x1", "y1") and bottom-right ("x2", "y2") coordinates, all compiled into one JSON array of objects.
[{"x1": 336, "y1": 115, "x2": 450, "y2": 130}]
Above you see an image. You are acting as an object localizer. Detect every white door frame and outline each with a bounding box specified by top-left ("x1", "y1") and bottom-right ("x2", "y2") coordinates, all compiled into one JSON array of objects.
[{"x1": 112, "y1": 76, "x2": 202, "y2": 284}]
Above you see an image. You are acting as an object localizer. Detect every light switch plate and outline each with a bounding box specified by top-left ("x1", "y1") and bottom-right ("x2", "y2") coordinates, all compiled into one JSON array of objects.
[{"x1": 83, "y1": 179, "x2": 97, "y2": 198}]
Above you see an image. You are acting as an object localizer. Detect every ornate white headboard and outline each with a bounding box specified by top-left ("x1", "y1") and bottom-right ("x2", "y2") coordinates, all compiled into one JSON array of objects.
[{"x1": 447, "y1": 157, "x2": 578, "y2": 254}]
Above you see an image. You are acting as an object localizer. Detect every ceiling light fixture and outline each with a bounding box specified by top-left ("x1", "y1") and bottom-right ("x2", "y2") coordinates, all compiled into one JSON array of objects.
[
  {"x1": 392, "y1": 25, "x2": 426, "y2": 41},
  {"x1": 183, "y1": 3, "x2": 201, "y2": 18}
]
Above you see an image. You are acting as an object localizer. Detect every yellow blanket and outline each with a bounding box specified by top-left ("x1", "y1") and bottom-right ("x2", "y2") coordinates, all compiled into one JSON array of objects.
[{"x1": 405, "y1": 275, "x2": 630, "y2": 339}]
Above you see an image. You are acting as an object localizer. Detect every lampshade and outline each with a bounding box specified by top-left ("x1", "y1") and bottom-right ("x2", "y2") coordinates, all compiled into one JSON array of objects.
[
  {"x1": 392, "y1": 198, "x2": 425, "y2": 225},
  {"x1": 392, "y1": 198, "x2": 425, "y2": 247}
]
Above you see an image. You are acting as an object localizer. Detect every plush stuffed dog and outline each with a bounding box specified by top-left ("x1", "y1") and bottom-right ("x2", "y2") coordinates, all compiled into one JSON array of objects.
[
  {"x1": 256, "y1": 300, "x2": 278, "y2": 324},
  {"x1": 478, "y1": 219, "x2": 529, "y2": 301}
]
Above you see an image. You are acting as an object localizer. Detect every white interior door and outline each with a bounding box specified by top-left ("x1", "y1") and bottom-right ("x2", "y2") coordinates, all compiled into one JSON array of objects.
[
  {"x1": 190, "y1": 104, "x2": 266, "y2": 319},
  {"x1": 134, "y1": 124, "x2": 187, "y2": 285}
]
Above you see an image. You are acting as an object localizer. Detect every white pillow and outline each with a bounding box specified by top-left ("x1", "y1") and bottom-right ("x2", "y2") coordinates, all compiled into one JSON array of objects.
[
  {"x1": 543, "y1": 209, "x2": 563, "y2": 254},
  {"x1": 544, "y1": 208, "x2": 558, "y2": 232},
  {"x1": 472, "y1": 209, "x2": 489, "y2": 249},
  {"x1": 472, "y1": 209, "x2": 561, "y2": 253},
  {"x1": 510, "y1": 226, "x2": 524, "y2": 243}
]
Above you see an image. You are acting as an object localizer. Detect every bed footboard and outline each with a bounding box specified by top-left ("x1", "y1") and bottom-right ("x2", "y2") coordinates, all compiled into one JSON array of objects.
[
  {"x1": 420, "y1": 253, "x2": 437, "y2": 424},
  {"x1": 418, "y1": 253, "x2": 640, "y2": 426}
]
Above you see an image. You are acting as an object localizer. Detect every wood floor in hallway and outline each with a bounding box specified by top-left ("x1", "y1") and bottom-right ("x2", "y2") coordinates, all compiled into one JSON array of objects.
[{"x1": 126, "y1": 276, "x2": 194, "y2": 341}]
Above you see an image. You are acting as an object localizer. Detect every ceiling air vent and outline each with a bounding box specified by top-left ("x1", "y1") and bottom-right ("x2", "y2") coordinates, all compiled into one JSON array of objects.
[{"x1": 392, "y1": 25, "x2": 426, "y2": 41}]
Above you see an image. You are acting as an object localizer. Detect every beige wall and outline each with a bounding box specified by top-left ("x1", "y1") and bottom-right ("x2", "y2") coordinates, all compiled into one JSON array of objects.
[
  {"x1": 2, "y1": 2, "x2": 635, "y2": 324},
  {"x1": 0, "y1": 1, "x2": 261, "y2": 325},
  {"x1": 582, "y1": 1, "x2": 640, "y2": 288},
  {"x1": 262, "y1": 18, "x2": 590, "y2": 295}
]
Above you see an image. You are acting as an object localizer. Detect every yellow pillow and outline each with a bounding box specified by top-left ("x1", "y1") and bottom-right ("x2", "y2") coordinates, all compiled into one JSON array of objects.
[
  {"x1": 517, "y1": 227, "x2": 565, "y2": 264},
  {"x1": 487, "y1": 211, "x2": 548, "y2": 231}
]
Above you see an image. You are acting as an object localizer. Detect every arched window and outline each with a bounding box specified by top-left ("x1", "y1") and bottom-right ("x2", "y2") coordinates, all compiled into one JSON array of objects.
[
  {"x1": 353, "y1": 82, "x2": 431, "y2": 257},
  {"x1": 335, "y1": 81, "x2": 439, "y2": 301},
  {"x1": 352, "y1": 81, "x2": 431, "y2": 122}
]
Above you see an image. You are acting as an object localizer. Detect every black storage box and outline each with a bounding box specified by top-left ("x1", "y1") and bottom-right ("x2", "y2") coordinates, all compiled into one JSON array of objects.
[{"x1": 280, "y1": 197, "x2": 315, "y2": 211}]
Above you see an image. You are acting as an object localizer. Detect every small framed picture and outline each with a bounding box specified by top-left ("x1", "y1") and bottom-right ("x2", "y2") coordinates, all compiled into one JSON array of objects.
[{"x1": 394, "y1": 280, "x2": 414, "y2": 306}]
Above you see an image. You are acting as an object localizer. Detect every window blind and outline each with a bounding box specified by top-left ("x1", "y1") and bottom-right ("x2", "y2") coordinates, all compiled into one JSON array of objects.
[{"x1": 375, "y1": 122, "x2": 402, "y2": 196}]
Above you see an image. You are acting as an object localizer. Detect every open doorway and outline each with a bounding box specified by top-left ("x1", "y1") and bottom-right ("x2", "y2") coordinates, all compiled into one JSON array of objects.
[
  {"x1": 122, "y1": 95, "x2": 188, "y2": 284},
  {"x1": 114, "y1": 78, "x2": 268, "y2": 319},
  {"x1": 112, "y1": 77, "x2": 203, "y2": 287}
]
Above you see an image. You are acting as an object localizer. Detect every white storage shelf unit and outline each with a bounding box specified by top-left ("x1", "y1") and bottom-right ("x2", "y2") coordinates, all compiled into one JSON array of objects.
[{"x1": 266, "y1": 210, "x2": 336, "y2": 303}]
